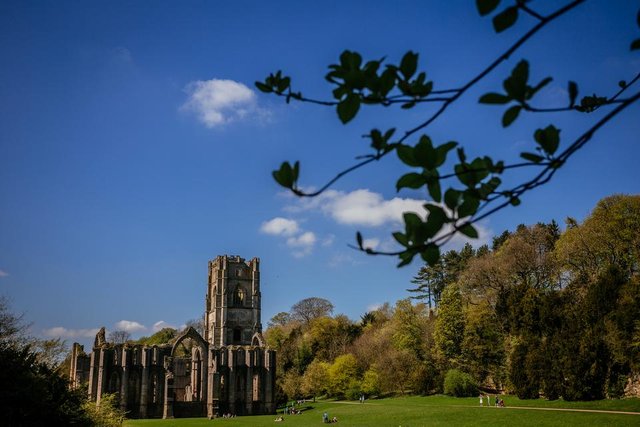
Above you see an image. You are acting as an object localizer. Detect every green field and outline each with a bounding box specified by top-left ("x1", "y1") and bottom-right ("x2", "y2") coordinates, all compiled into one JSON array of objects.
[{"x1": 124, "y1": 395, "x2": 640, "y2": 427}]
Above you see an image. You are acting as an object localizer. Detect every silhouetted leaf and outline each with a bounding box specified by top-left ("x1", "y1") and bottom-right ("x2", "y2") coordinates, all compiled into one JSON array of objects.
[
  {"x1": 493, "y1": 6, "x2": 518, "y2": 33},
  {"x1": 632, "y1": 39, "x2": 640, "y2": 51},
  {"x1": 420, "y1": 244, "x2": 440, "y2": 266},
  {"x1": 272, "y1": 162, "x2": 294, "y2": 188},
  {"x1": 534, "y1": 125, "x2": 561, "y2": 155},
  {"x1": 568, "y1": 81, "x2": 579, "y2": 107},
  {"x1": 476, "y1": 0, "x2": 501, "y2": 16},
  {"x1": 397, "y1": 250, "x2": 417, "y2": 267},
  {"x1": 255, "y1": 81, "x2": 273, "y2": 93},
  {"x1": 479, "y1": 92, "x2": 510, "y2": 104},
  {"x1": 397, "y1": 145, "x2": 420, "y2": 167},
  {"x1": 458, "y1": 195, "x2": 480, "y2": 218},
  {"x1": 356, "y1": 231, "x2": 363, "y2": 249},
  {"x1": 427, "y1": 179, "x2": 442, "y2": 202},
  {"x1": 521, "y1": 152, "x2": 545, "y2": 163},
  {"x1": 393, "y1": 232, "x2": 408, "y2": 247},
  {"x1": 400, "y1": 51, "x2": 418, "y2": 79},
  {"x1": 459, "y1": 223, "x2": 479, "y2": 238},
  {"x1": 337, "y1": 93, "x2": 360, "y2": 123},
  {"x1": 502, "y1": 105, "x2": 521, "y2": 127},
  {"x1": 444, "y1": 189, "x2": 461, "y2": 211},
  {"x1": 396, "y1": 173, "x2": 426, "y2": 191}
]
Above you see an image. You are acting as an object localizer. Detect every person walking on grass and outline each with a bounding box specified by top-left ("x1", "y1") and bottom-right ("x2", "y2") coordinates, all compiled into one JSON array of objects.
[{"x1": 479, "y1": 394, "x2": 483, "y2": 407}]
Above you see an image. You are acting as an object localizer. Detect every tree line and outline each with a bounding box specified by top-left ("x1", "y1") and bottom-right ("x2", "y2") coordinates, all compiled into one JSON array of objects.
[{"x1": 265, "y1": 194, "x2": 640, "y2": 402}]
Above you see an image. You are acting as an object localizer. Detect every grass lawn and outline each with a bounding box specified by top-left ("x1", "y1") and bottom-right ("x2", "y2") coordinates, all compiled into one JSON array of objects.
[{"x1": 124, "y1": 395, "x2": 640, "y2": 427}]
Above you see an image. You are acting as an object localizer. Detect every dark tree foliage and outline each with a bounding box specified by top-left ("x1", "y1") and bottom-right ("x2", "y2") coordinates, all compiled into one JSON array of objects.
[
  {"x1": 258, "y1": 1, "x2": 640, "y2": 268},
  {"x1": 0, "y1": 342, "x2": 91, "y2": 426}
]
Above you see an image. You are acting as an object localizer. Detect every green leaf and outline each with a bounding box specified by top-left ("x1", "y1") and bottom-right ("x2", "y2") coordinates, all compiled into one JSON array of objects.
[
  {"x1": 400, "y1": 51, "x2": 418, "y2": 79},
  {"x1": 396, "y1": 173, "x2": 426, "y2": 191},
  {"x1": 337, "y1": 93, "x2": 360, "y2": 124},
  {"x1": 420, "y1": 244, "x2": 440, "y2": 266},
  {"x1": 397, "y1": 145, "x2": 420, "y2": 167},
  {"x1": 458, "y1": 195, "x2": 480, "y2": 218},
  {"x1": 393, "y1": 232, "x2": 409, "y2": 247},
  {"x1": 404, "y1": 212, "x2": 423, "y2": 229},
  {"x1": 502, "y1": 105, "x2": 521, "y2": 127},
  {"x1": 459, "y1": 223, "x2": 479, "y2": 238},
  {"x1": 457, "y1": 147, "x2": 467, "y2": 163},
  {"x1": 444, "y1": 189, "x2": 461, "y2": 211},
  {"x1": 534, "y1": 125, "x2": 561, "y2": 155},
  {"x1": 492, "y1": 6, "x2": 518, "y2": 33},
  {"x1": 414, "y1": 135, "x2": 436, "y2": 168},
  {"x1": 568, "y1": 81, "x2": 578, "y2": 107},
  {"x1": 292, "y1": 161, "x2": 300, "y2": 182},
  {"x1": 276, "y1": 76, "x2": 291, "y2": 93},
  {"x1": 479, "y1": 92, "x2": 510, "y2": 104},
  {"x1": 520, "y1": 152, "x2": 545, "y2": 163},
  {"x1": 272, "y1": 162, "x2": 293, "y2": 188},
  {"x1": 476, "y1": 0, "x2": 501, "y2": 16},
  {"x1": 502, "y1": 60, "x2": 529, "y2": 102},
  {"x1": 255, "y1": 81, "x2": 273, "y2": 93},
  {"x1": 424, "y1": 205, "x2": 446, "y2": 238},
  {"x1": 510, "y1": 196, "x2": 521, "y2": 206},
  {"x1": 397, "y1": 250, "x2": 417, "y2": 268},
  {"x1": 434, "y1": 141, "x2": 458, "y2": 168},
  {"x1": 631, "y1": 39, "x2": 640, "y2": 51},
  {"x1": 427, "y1": 179, "x2": 442, "y2": 202}
]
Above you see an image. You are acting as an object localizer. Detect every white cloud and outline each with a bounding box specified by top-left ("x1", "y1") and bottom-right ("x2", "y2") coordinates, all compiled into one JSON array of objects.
[
  {"x1": 286, "y1": 189, "x2": 424, "y2": 227},
  {"x1": 114, "y1": 320, "x2": 146, "y2": 333},
  {"x1": 287, "y1": 231, "x2": 317, "y2": 258},
  {"x1": 43, "y1": 327, "x2": 100, "y2": 339},
  {"x1": 260, "y1": 217, "x2": 300, "y2": 236},
  {"x1": 181, "y1": 78, "x2": 262, "y2": 128},
  {"x1": 287, "y1": 231, "x2": 316, "y2": 247},
  {"x1": 283, "y1": 188, "x2": 493, "y2": 252},
  {"x1": 322, "y1": 234, "x2": 335, "y2": 247},
  {"x1": 327, "y1": 252, "x2": 365, "y2": 268},
  {"x1": 362, "y1": 238, "x2": 380, "y2": 250},
  {"x1": 152, "y1": 320, "x2": 176, "y2": 332},
  {"x1": 0, "y1": 270, "x2": 8, "y2": 278}
]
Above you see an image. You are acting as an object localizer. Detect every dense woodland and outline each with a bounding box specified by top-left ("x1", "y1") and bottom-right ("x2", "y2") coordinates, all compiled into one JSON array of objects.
[
  {"x1": 0, "y1": 194, "x2": 637, "y2": 424},
  {"x1": 265, "y1": 195, "x2": 640, "y2": 402}
]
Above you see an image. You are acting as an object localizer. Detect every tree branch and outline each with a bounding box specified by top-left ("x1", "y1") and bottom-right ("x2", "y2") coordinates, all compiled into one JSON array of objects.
[{"x1": 291, "y1": 0, "x2": 587, "y2": 197}]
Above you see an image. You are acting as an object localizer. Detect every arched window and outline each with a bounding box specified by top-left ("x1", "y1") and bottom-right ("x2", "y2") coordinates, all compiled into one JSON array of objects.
[
  {"x1": 233, "y1": 327, "x2": 242, "y2": 343},
  {"x1": 233, "y1": 286, "x2": 245, "y2": 306}
]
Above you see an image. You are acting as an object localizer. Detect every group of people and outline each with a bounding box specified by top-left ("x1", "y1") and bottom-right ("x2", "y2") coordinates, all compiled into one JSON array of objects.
[
  {"x1": 322, "y1": 412, "x2": 338, "y2": 423},
  {"x1": 479, "y1": 394, "x2": 505, "y2": 407}
]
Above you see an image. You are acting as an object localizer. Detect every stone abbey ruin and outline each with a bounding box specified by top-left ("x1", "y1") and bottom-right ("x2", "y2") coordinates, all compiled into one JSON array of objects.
[{"x1": 69, "y1": 255, "x2": 276, "y2": 419}]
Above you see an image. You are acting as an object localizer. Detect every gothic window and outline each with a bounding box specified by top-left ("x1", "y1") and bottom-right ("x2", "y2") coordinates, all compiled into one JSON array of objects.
[
  {"x1": 233, "y1": 327, "x2": 242, "y2": 343},
  {"x1": 235, "y1": 269, "x2": 242, "y2": 277},
  {"x1": 252, "y1": 375, "x2": 260, "y2": 401},
  {"x1": 233, "y1": 286, "x2": 245, "y2": 306}
]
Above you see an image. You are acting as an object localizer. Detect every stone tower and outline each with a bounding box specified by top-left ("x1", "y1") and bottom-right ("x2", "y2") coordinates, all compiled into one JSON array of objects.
[{"x1": 204, "y1": 255, "x2": 262, "y2": 347}]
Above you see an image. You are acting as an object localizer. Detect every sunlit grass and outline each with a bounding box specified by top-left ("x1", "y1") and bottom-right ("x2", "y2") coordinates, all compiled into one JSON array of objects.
[{"x1": 124, "y1": 395, "x2": 640, "y2": 426}]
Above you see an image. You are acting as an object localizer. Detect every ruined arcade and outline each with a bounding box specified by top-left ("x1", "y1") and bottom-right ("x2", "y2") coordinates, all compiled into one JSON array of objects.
[{"x1": 69, "y1": 255, "x2": 276, "y2": 419}]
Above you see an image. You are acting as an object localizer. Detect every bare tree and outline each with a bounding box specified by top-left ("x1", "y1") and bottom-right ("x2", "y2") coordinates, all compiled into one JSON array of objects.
[
  {"x1": 290, "y1": 297, "x2": 334, "y2": 324},
  {"x1": 108, "y1": 330, "x2": 131, "y2": 344}
]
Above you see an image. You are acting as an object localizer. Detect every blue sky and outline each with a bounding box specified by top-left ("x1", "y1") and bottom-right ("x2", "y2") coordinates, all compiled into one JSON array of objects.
[{"x1": 1, "y1": 1, "x2": 638, "y2": 348}]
